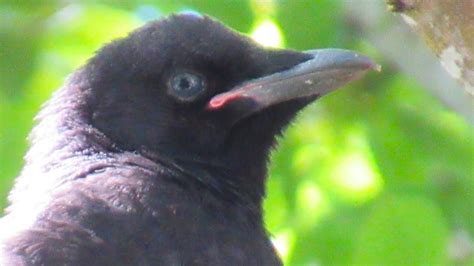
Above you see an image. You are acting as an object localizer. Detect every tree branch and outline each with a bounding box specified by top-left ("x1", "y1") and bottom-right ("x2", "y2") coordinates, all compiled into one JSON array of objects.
[{"x1": 344, "y1": 0, "x2": 473, "y2": 124}]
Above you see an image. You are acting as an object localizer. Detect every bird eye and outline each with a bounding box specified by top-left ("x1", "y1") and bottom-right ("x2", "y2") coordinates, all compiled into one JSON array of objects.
[{"x1": 168, "y1": 72, "x2": 206, "y2": 102}]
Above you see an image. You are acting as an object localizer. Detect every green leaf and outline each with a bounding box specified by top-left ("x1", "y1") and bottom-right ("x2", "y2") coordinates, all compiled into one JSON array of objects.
[{"x1": 353, "y1": 194, "x2": 449, "y2": 265}]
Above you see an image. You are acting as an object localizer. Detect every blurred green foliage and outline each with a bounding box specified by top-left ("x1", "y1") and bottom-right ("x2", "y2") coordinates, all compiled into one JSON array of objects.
[{"x1": 0, "y1": 1, "x2": 473, "y2": 265}]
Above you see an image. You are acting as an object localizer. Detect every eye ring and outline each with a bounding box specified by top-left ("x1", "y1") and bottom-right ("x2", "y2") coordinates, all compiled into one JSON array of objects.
[{"x1": 167, "y1": 72, "x2": 206, "y2": 103}]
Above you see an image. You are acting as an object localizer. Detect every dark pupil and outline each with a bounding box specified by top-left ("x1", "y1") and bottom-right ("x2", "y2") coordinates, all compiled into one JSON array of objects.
[
  {"x1": 169, "y1": 73, "x2": 205, "y2": 102},
  {"x1": 177, "y1": 77, "x2": 191, "y2": 91}
]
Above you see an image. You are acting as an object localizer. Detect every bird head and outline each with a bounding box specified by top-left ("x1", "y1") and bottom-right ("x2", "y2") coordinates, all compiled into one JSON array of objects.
[{"x1": 85, "y1": 14, "x2": 377, "y2": 200}]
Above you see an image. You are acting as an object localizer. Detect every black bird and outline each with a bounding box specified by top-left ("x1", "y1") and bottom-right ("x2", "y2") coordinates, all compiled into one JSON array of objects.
[{"x1": 0, "y1": 14, "x2": 377, "y2": 265}]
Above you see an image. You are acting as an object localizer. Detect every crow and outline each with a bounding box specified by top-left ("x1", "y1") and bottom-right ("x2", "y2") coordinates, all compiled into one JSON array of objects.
[{"x1": 0, "y1": 14, "x2": 377, "y2": 265}]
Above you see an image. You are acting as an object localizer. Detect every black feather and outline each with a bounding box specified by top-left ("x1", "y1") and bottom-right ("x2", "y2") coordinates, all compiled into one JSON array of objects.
[{"x1": 0, "y1": 14, "x2": 317, "y2": 265}]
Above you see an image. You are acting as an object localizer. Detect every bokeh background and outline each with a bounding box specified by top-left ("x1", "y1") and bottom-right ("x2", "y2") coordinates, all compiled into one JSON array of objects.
[{"x1": 1, "y1": 1, "x2": 473, "y2": 265}]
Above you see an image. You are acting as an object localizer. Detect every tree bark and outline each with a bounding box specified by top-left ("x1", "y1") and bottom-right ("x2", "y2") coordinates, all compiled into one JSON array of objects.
[{"x1": 386, "y1": 0, "x2": 474, "y2": 97}]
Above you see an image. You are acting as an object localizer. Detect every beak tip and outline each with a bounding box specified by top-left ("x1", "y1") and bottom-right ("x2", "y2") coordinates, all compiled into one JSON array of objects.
[
  {"x1": 374, "y1": 63, "x2": 382, "y2": 72},
  {"x1": 358, "y1": 55, "x2": 381, "y2": 73}
]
